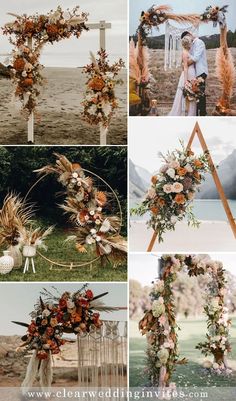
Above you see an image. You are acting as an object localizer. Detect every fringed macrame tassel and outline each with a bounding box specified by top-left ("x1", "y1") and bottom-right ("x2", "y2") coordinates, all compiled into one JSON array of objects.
[
  {"x1": 21, "y1": 350, "x2": 40, "y2": 392},
  {"x1": 39, "y1": 351, "x2": 53, "y2": 390}
]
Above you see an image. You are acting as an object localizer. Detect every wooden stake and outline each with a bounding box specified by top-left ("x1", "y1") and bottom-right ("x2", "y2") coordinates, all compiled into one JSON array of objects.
[
  {"x1": 147, "y1": 121, "x2": 236, "y2": 251},
  {"x1": 27, "y1": 37, "x2": 34, "y2": 144},
  {"x1": 99, "y1": 123, "x2": 108, "y2": 145}
]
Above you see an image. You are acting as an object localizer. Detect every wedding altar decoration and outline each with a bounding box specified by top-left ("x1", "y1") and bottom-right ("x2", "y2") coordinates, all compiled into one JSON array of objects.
[
  {"x1": 139, "y1": 255, "x2": 232, "y2": 388},
  {"x1": 13, "y1": 286, "x2": 125, "y2": 389},
  {"x1": 82, "y1": 50, "x2": 125, "y2": 140},
  {"x1": 2, "y1": 6, "x2": 89, "y2": 119},
  {"x1": 35, "y1": 153, "x2": 127, "y2": 265},
  {"x1": 0, "y1": 193, "x2": 53, "y2": 271},
  {"x1": 131, "y1": 4, "x2": 235, "y2": 116},
  {"x1": 131, "y1": 142, "x2": 211, "y2": 242}
]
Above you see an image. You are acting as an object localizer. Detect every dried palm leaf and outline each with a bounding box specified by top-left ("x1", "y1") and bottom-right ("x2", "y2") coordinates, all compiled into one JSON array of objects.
[{"x1": 89, "y1": 299, "x2": 122, "y2": 312}]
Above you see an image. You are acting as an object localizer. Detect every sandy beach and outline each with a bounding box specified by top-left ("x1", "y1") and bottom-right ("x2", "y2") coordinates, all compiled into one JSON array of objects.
[
  {"x1": 0, "y1": 68, "x2": 127, "y2": 145},
  {"x1": 130, "y1": 220, "x2": 236, "y2": 252},
  {"x1": 147, "y1": 48, "x2": 236, "y2": 116}
]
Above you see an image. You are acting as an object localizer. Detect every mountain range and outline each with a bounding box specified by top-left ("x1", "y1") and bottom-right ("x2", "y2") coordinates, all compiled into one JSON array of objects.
[{"x1": 130, "y1": 149, "x2": 236, "y2": 200}]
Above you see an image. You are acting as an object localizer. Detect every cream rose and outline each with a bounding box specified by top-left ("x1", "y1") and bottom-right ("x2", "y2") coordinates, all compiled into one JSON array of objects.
[
  {"x1": 163, "y1": 184, "x2": 172, "y2": 194},
  {"x1": 172, "y1": 182, "x2": 183, "y2": 193}
]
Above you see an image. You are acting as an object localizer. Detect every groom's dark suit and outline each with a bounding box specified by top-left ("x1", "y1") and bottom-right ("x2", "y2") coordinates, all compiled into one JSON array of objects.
[{"x1": 190, "y1": 38, "x2": 208, "y2": 116}]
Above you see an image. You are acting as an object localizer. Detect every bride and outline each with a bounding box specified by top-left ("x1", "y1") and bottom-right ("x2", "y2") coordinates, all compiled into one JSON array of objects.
[{"x1": 169, "y1": 35, "x2": 197, "y2": 116}]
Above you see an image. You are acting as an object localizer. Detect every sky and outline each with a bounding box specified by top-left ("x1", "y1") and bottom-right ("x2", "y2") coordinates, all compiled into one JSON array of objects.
[
  {"x1": 0, "y1": 0, "x2": 127, "y2": 67},
  {"x1": 129, "y1": 0, "x2": 236, "y2": 36},
  {"x1": 129, "y1": 117, "x2": 236, "y2": 174},
  {"x1": 129, "y1": 253, "x2": 236, "y2": 286},
  {"x1": 0, "y1": 282, "x2": 127, "y2": 335}
]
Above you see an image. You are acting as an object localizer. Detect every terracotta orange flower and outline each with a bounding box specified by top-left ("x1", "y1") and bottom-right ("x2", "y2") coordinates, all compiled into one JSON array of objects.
[
  {"x1": 157, "y1": 198, "x2": 165, "y2": 207},
  {"x1": 151, "y1": 175, "x2": 158, "y2": 184},
  {"x1": 174, "y1": 194, "x2": 185, "y2": 204},
  {"x1": 150, "y1": 206, "x2": 159, "y2": 215},
  {"x1": 88, "y1": 76, "x2": 105, "y2": 91},
  {"x1": 13, "y1": 57, "x2": 25, "y2": 71},
  {"x1": 96, "y1": 191, "x2": 107, "y2": 206},
  {"x1": 177, "y1": 167, "x2": 187, "y2": 176},
  {"x1": 47, "y1": 24, "x2": 59, "y2": 35},
  {"x1": 187, "y1": 150, "x2": 194, "y2": 156},
  {"x1": 22, "y1": 78, "x2": 33, "y2": 87}
]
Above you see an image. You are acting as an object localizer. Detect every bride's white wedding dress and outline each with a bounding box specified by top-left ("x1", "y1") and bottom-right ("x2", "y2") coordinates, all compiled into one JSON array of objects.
[{"x1": 168, "y1": 64, "x2": 197, "y2": 116}]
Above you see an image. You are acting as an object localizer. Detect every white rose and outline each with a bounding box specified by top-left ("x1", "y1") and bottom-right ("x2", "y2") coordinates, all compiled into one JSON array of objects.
[
  {"x1": 169, "y1": 160, "x2": 179, "y2": 169},
  {"x1": 163, "y1": 184, "x2": 172, "y2": 194},
  {"x1": 185, "y1": 164, "x2": 193, "y2": 173}
]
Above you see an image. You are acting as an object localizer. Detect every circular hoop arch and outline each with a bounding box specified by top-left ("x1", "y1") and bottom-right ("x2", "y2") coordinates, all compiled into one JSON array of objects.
[{"x1": 24, "y1": 168, "x2": 123, "y2": 269}]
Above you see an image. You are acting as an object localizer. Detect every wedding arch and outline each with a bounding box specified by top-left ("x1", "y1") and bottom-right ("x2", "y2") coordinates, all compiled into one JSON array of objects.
[
  {"x1": 130, "y1": 4, "x2": 235, "y2": 115},
  {"x1": 131, "y1": 122, "x2": 236, "y2": 251},
  {"x1": 139, "y1": 254, "x2": 232, "y2": 388},
  {"x1": 13, "y1": 287, "x2": 127, "y2": 390},
  {"x1": 2, "y1": 6, "x2": 123, "y2": 144}
]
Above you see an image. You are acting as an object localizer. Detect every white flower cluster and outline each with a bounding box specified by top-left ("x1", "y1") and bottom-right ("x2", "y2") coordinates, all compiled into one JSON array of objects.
[{"x1": 152, "y1": 297, "x2": 165, "y2": 317}]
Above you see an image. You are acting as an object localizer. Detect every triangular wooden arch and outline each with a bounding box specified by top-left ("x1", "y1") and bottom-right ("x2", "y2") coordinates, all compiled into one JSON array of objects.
[{"x1": 147, "y1": 121, "x2": 236, "y2": 251}]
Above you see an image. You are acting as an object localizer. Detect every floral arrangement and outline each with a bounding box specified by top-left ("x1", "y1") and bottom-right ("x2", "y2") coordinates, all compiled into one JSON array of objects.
[
  {"x1": 0, "y1": 193, "x2": 33, "y2": 247},
  {"x1": 139, "y1": 255, "x2": 231, "y2": 387},
  {"x1": 200, "y1": 5, "x2": 228, "y2": 27},
  {"x1": 131, "y1": 142, "x2": 211, "y2": 242},
  {"x1": 13, "y1": 286, "x2": 112, "y2": 360},
  {"x1": 2, "y1": 6, "x2": 89, "y2": 118},
  {"x1": 183, "y1": 77, "x2": 205, "y2": 102},
  {"x1": 35, "y1": 154, "x2": 127, "y2": 261},
  {"x1": 82, "y1": 50, "x2": 125, "y2": 128}
]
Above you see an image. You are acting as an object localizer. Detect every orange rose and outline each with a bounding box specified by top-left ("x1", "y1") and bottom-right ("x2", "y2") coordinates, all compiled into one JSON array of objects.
[
  {"x1": 22, "y1": 78, "x2": 33, "y2": 87},
  {"x1": 194, "y1": 160, "x2": 203, "y2": 168},
  {"x1": 151, "y1": 175, "x2": 158, "y2": 184},
  {"x1": 187, "y1": 150, "x2": 194, "y2": 156},
  {"x1": 95, "y1": 191, "x2": 107, "y2": 206},
  {"x1": 174, "y1": 194, "x2": 186, "y2": 205},
  {"x1": 88, "y1": 76, "x2": 105, "y2": 91},
  {"x1": 177, "y1": 167, "x2": 187, "y2": 176},
  {"x1": 13, "y1": 57, "x2": 25, "y2": 71}
]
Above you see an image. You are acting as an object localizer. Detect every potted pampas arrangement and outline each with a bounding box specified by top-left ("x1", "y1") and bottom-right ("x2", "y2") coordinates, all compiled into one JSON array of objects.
[
  {"x1": 0, "y1": 193, "x2": 33, "y2": 269},
  {"x1": 19, "y1": 226, "x2": 54, "y2": 257}
]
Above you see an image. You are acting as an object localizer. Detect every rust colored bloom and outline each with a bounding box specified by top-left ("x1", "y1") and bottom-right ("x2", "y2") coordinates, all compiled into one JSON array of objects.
[
  {"x1": 157, "y1": 198, "x2": 165, "y2": 207},
  {"x1": 46, "y1": 327, "x2": 54, "y2": 336},
  {"x1": 47, "y1": 24, "x2": 59, "y2": 35},
  {"x1": 177, "y1": 167, "x2": 187, "y2": 176},
  {"x1": 174, "y1": 194, "x2": 186, "y2": 205},
  {"x1": 22, "y1": 78, "x2": 33, "y2": 87},
  {"x1": 59, "y1": 298, "x2": 67, "y2": 310},
  {"x1": 85, "y1": 289, "x2": 94, "y2": 300},
  {"x1": 24, "y1": 20, "x2": 35, "y2": 33},
  {"x1": 37, "y1": 351, "x2": 48, "y2": 360},
  {"x1": 96, "y1": 191, "x2": 107, "y2": 206},
  {"x1": 187, "y1": 150, "x2": 194, "y2": 156},
  {"x1": 13, "y1": 57, "x2": 25, "y2": 71},
  {"x1": 88, "y1": 76, "x2": 105, "y2": 91}
]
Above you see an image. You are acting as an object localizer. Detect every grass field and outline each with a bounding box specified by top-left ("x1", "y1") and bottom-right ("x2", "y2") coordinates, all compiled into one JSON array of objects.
[
  {"x1": 129, "y1": 317, "x2": 236, "y2": 387},
  {"x1": 0, "y1": 228, "x2": 127, "y2": 282}
]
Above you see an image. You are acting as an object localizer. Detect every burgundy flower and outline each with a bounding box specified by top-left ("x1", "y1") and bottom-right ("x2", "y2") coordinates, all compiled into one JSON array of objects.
[{"x1": 183, "y1": 177, "x2": 193, "y2": 191}]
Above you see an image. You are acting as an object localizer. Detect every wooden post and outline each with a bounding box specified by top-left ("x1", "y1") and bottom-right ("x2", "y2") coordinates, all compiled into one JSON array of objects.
[
  {"x1": 27, "y1": 37, "x2": 34, "y2": 144},
  {"x1": 147, "y1": 121, "x2": 236, "y2": 251},
  {"x1": 86, "y1": 20, "x2": 111, "y2": 50}
]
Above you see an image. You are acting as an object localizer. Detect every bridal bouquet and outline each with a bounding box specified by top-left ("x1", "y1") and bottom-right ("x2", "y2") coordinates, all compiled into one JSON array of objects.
[
  {"x1": 183, "y1": 77, "x2": 205, "y2": 102},
  {"x1": 131, "y1": 142, "x2": 211, "y2": 242},
  {"x1": 13, "y1": 286, "x2": 105, "y2": 360}
]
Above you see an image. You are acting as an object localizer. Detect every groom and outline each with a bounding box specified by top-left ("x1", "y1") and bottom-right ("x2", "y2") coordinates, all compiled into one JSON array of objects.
[{"x1": 181, "y1": 31, "x2": 208, "y2": 116}]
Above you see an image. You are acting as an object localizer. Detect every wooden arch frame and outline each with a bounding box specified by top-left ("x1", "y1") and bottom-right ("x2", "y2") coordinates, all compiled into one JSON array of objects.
[{"x1": 147, "y1": 121, "x2": 236, "y2": 251}]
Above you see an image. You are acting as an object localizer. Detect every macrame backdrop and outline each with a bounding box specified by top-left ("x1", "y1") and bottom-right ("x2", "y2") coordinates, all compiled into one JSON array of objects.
[
  {"x1": 164, "y1": 22, "x2": 199, "y2": 70},
  {"x1": 77, "y1": 321, "x2": 127, "y2": 388}
]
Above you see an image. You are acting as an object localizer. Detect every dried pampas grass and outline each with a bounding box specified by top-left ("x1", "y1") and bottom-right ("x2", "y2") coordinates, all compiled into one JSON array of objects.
[{"x1": 129, "y1": 39, "x2": 141, "y2": 83}]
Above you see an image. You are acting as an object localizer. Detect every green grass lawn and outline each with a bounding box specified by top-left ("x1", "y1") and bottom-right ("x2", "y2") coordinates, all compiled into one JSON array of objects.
[
  {"x1": 130, "y1": 317, "x2": 236, "y2": 387},
  {"x1": 0, "y1": 228, "x2": 127, "y2": 282}
]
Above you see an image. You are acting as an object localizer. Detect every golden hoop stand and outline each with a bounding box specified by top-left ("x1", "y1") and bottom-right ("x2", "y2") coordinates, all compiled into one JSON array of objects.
[
  {"x1": 147, "y1": 121, "x2": 236, "y2": 251},
  {"x1": 24, "y1": 167, "x2": 123, "y2": 270}
]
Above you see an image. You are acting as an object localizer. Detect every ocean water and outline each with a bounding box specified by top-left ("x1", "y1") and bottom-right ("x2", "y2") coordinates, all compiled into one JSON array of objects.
[{"x1": 130, "y1": 199, "x2": 236, "y2": 222}]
